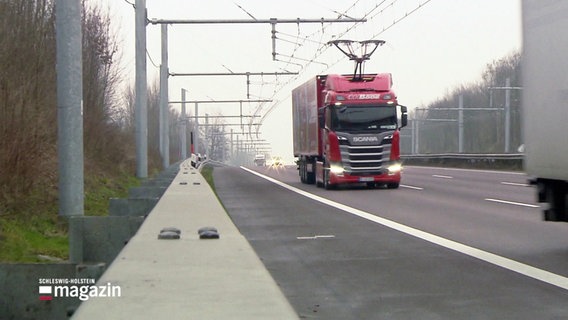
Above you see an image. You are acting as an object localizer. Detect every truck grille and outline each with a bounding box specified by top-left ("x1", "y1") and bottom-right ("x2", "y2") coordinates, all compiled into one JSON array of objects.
[{"x1": 339, "y1": 140, "x2": 391, "y2": 175}]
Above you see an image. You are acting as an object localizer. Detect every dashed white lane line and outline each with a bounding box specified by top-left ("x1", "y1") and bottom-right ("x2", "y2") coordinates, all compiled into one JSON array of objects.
[
  {"x1": 400, "y1": 184, "x2": 424, "y2": 190},
  {"x1": 501, "y1": 181, "x2": 530, "y2": 187},
  {"x1": 241, "y1": 166, "x2": 568, "y2": 291},
  {"x1": 485, "y1": 198, "x2": 540, "y2": 208},
  {"x1": 432, "y1": 174, "x2": 453, "y2": 179},
  {"x1": 297, "y1": 235, "x2": 336, "y2": 240}
]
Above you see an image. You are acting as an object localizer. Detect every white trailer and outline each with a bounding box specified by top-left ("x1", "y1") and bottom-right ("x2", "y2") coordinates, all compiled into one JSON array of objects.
[{"x1": 522, "y1": 0, "x2": 568, "y2": 221}]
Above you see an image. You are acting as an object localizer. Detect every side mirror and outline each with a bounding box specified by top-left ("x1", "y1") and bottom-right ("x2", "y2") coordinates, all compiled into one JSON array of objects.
[{"x1": 399, "y1": 105, "x2": 408, "y2": 128}]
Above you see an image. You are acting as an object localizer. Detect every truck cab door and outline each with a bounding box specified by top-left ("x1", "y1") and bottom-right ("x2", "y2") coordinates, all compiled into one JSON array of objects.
[{"x1": 321, "y1": 106, "x2": 332, "y2": 161}]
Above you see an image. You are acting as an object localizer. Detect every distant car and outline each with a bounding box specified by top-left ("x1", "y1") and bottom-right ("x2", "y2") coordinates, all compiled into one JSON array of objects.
[{"x1": 254, "y1": 154, "x2": 266, "y2": 166}]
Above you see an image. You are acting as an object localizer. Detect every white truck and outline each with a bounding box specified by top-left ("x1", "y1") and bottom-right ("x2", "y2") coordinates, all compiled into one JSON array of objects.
[{"x1": 522, "y1": 0, "x2": 568, "y2": 221}]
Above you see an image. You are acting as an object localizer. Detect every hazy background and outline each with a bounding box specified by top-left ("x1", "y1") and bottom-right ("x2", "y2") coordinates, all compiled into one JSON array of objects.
[{"x1": 100, "y1": 0, "x2": 522, "y2": 163}]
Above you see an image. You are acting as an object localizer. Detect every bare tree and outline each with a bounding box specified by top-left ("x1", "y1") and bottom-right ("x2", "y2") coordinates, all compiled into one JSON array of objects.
[
  {"x1": 0, "y1": 0, "x2": 56, "y2": 199},
  {"x1": 0, "y1": 0, "x2": 142, "y2": 213},
  {"x1": 417, "y1": 52, "x2": 521, "y2": 154}
]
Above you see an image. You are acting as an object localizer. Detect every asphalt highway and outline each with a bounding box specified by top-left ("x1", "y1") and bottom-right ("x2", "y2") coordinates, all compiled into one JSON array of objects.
[{"x1": 213, "y1": 165, "x2": 568, "y2": 319}]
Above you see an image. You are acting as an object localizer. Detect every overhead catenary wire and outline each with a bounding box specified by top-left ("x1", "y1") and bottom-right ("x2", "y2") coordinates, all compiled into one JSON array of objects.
[
  {"x1": 245, "y1": 6, "x2": 366, "y2": 131},
  {"x1": 275, "y1": 0, "x2": 371, "y2": 73},
  {"x1": 123, "y1": 0, "x2": 135, "y2": 9},
  {"x1": 146, "y1": 49, "x2": 159, "y2": 69},
  {"x1": 263, "y1": 0, "x2": 388, "y2": 89},
  {"x1": 159, "y1": 1, "x2": 435, "y2": 144},
  {"x1": 254, "y1": 0, "x2": 435, "y2": 124}
]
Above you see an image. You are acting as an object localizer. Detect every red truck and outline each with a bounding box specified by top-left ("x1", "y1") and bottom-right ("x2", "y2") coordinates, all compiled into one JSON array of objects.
[{"x1": 292, "y1": 73, "x2": 407, "y2": 189}]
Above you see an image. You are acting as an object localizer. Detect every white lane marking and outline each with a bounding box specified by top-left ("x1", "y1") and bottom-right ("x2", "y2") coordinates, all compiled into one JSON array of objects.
[
  {"x1": 432, "y1": 174, "x2": 453, "y2": 179},
  {"x1": 501, "y1": 182, "x2": 530, "y2": 187},
  {"x1": 485, "y1": 198, "x2": 540, "y2": 208},
  {"x1": 400, "y1": 184, "x2": 424, "y2": 190},
  {"x1": 241, "y1": 166, "x2": 568, "y2": 291},
  {"x1": 297, "y1": 235, "x2": 336, "y2": 240}
]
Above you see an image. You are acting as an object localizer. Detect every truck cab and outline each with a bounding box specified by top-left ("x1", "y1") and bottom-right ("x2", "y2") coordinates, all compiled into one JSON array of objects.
[{"x1": 315, "y1": 74, "x2": 407, "y2": 189}]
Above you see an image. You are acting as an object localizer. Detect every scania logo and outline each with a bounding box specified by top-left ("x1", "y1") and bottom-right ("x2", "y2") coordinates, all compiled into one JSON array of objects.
[{"x1": 352, "y1": 136, "x2": 379, "y2": 143}]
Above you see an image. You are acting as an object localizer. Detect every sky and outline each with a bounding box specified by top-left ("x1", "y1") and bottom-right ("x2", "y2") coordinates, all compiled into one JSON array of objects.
[{"x1": 95, "y1": 0, "x2": 522, "y2": 164}]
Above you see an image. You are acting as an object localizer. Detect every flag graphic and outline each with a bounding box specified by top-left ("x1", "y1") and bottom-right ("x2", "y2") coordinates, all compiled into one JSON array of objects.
[{"x1": 39, "y1": 286, "x2": 53, "y2": 301}]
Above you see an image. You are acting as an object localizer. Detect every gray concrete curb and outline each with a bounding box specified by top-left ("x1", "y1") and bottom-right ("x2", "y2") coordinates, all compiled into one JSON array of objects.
[{"x1": 72, "y1": 160, "x2": 298, "y2": 319}]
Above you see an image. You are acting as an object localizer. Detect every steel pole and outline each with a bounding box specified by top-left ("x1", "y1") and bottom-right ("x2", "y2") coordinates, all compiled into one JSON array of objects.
[
  {"x1": 56, "y1": 0, "x2": 83, "y2": 218},
  {"x1": 458, "y1": 95, "x2": 464, "y2": 153},
  {"x1": 160, "y1": 24, "x2": 170, "y2": 168},
  {"x1": 411, "y1": 120, "x2": 416, "y2": 155},
  {"x1": 416, "y1": 119, "x2": 420, "y2": 154},
  {"x1": 505, "y1": 78, "x2": 511, "y2": 153},
  {"x1": 194, "y1": 102, "x2": 199, "y2": 156},
  {"x1": 230, "y1": 129, "x2": 234, "y2": 161},
  {"x1": 181, "y1": 89, "x2": 187, "y2": 159},
  {"x1": 56, "y1": 0, "x2": 84, "y2": 263},
  {"x1": 135, "y1": 0, "x2": 148, "y2": 178},
  {"x1": 205, "y1": 114, "x2": 209, "y2": 158}
]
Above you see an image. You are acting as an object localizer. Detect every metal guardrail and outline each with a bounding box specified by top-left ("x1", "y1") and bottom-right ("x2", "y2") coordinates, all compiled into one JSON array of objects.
[
  {"x1": 402, "y1": 153, "x2": 523, "y2": 159},
  {"x1": 401, "y1": 153, "x2": 523, "y2": 170}
]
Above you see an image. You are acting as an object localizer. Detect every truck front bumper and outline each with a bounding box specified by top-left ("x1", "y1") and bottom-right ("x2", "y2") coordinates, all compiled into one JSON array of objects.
[{"x1": 329, "y1": 162, "x2": 402, "y2": 185}]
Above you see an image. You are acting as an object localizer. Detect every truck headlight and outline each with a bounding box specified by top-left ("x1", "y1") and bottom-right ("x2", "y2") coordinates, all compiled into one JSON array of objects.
[
  {"x1": 387, "y1": 163, "x2": 402, "y2": 174},
  {"x1": 330, "y1": 163, "x2": 344, "y2": 175}
]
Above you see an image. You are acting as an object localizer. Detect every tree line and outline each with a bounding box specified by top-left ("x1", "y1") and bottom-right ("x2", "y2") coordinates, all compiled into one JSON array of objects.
[
  {"x1": 401, "y1": 51, "x2": 522, "y2": 154},
  {"x1": 0, "y1": 0, "x2": 214, "y2": 216}
]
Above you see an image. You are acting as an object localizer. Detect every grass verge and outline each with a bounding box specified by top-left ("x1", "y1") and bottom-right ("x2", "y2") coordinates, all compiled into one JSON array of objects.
[
  {"x1": 200, "y1": 165, "x2": 215, "y2": 190},
  {"x1": 199, "y1": 164, "x2": 234, "y2": 220},
  {"x1": 0, "y1": 170, "x2": 141, "y2": 263}
]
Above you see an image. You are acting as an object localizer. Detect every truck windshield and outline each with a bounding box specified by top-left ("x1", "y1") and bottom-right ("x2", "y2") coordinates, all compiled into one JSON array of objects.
[{"x1": 330, "y1": 105, "x2": 397, "y2": 132}]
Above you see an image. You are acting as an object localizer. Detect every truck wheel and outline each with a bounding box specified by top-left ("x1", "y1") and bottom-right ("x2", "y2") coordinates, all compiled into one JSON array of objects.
[
  {"x1": 543, "y1": 180, "x2": 568, "y2": 221},
  {"x1": 306, "y1": 167, "x2": 316, "y2": 185}
]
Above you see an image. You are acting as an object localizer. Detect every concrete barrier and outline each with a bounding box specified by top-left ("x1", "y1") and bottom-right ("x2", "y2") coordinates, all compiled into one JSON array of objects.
[
  {"x1": 0, "y1": 163, "x2": 180, "y2": 320},
  {"x1": 75, "y1": 216, "x2": 145, "y2": 265},
  {"x1": 72, "y1": 160, "x2": 298, "y2": 319},
  {"x1": 108, "y1": 198, "x2": 157, "y2": 217},
  {"x1": 0, "y1": 263, "x2": 105, "y2": 320}
]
